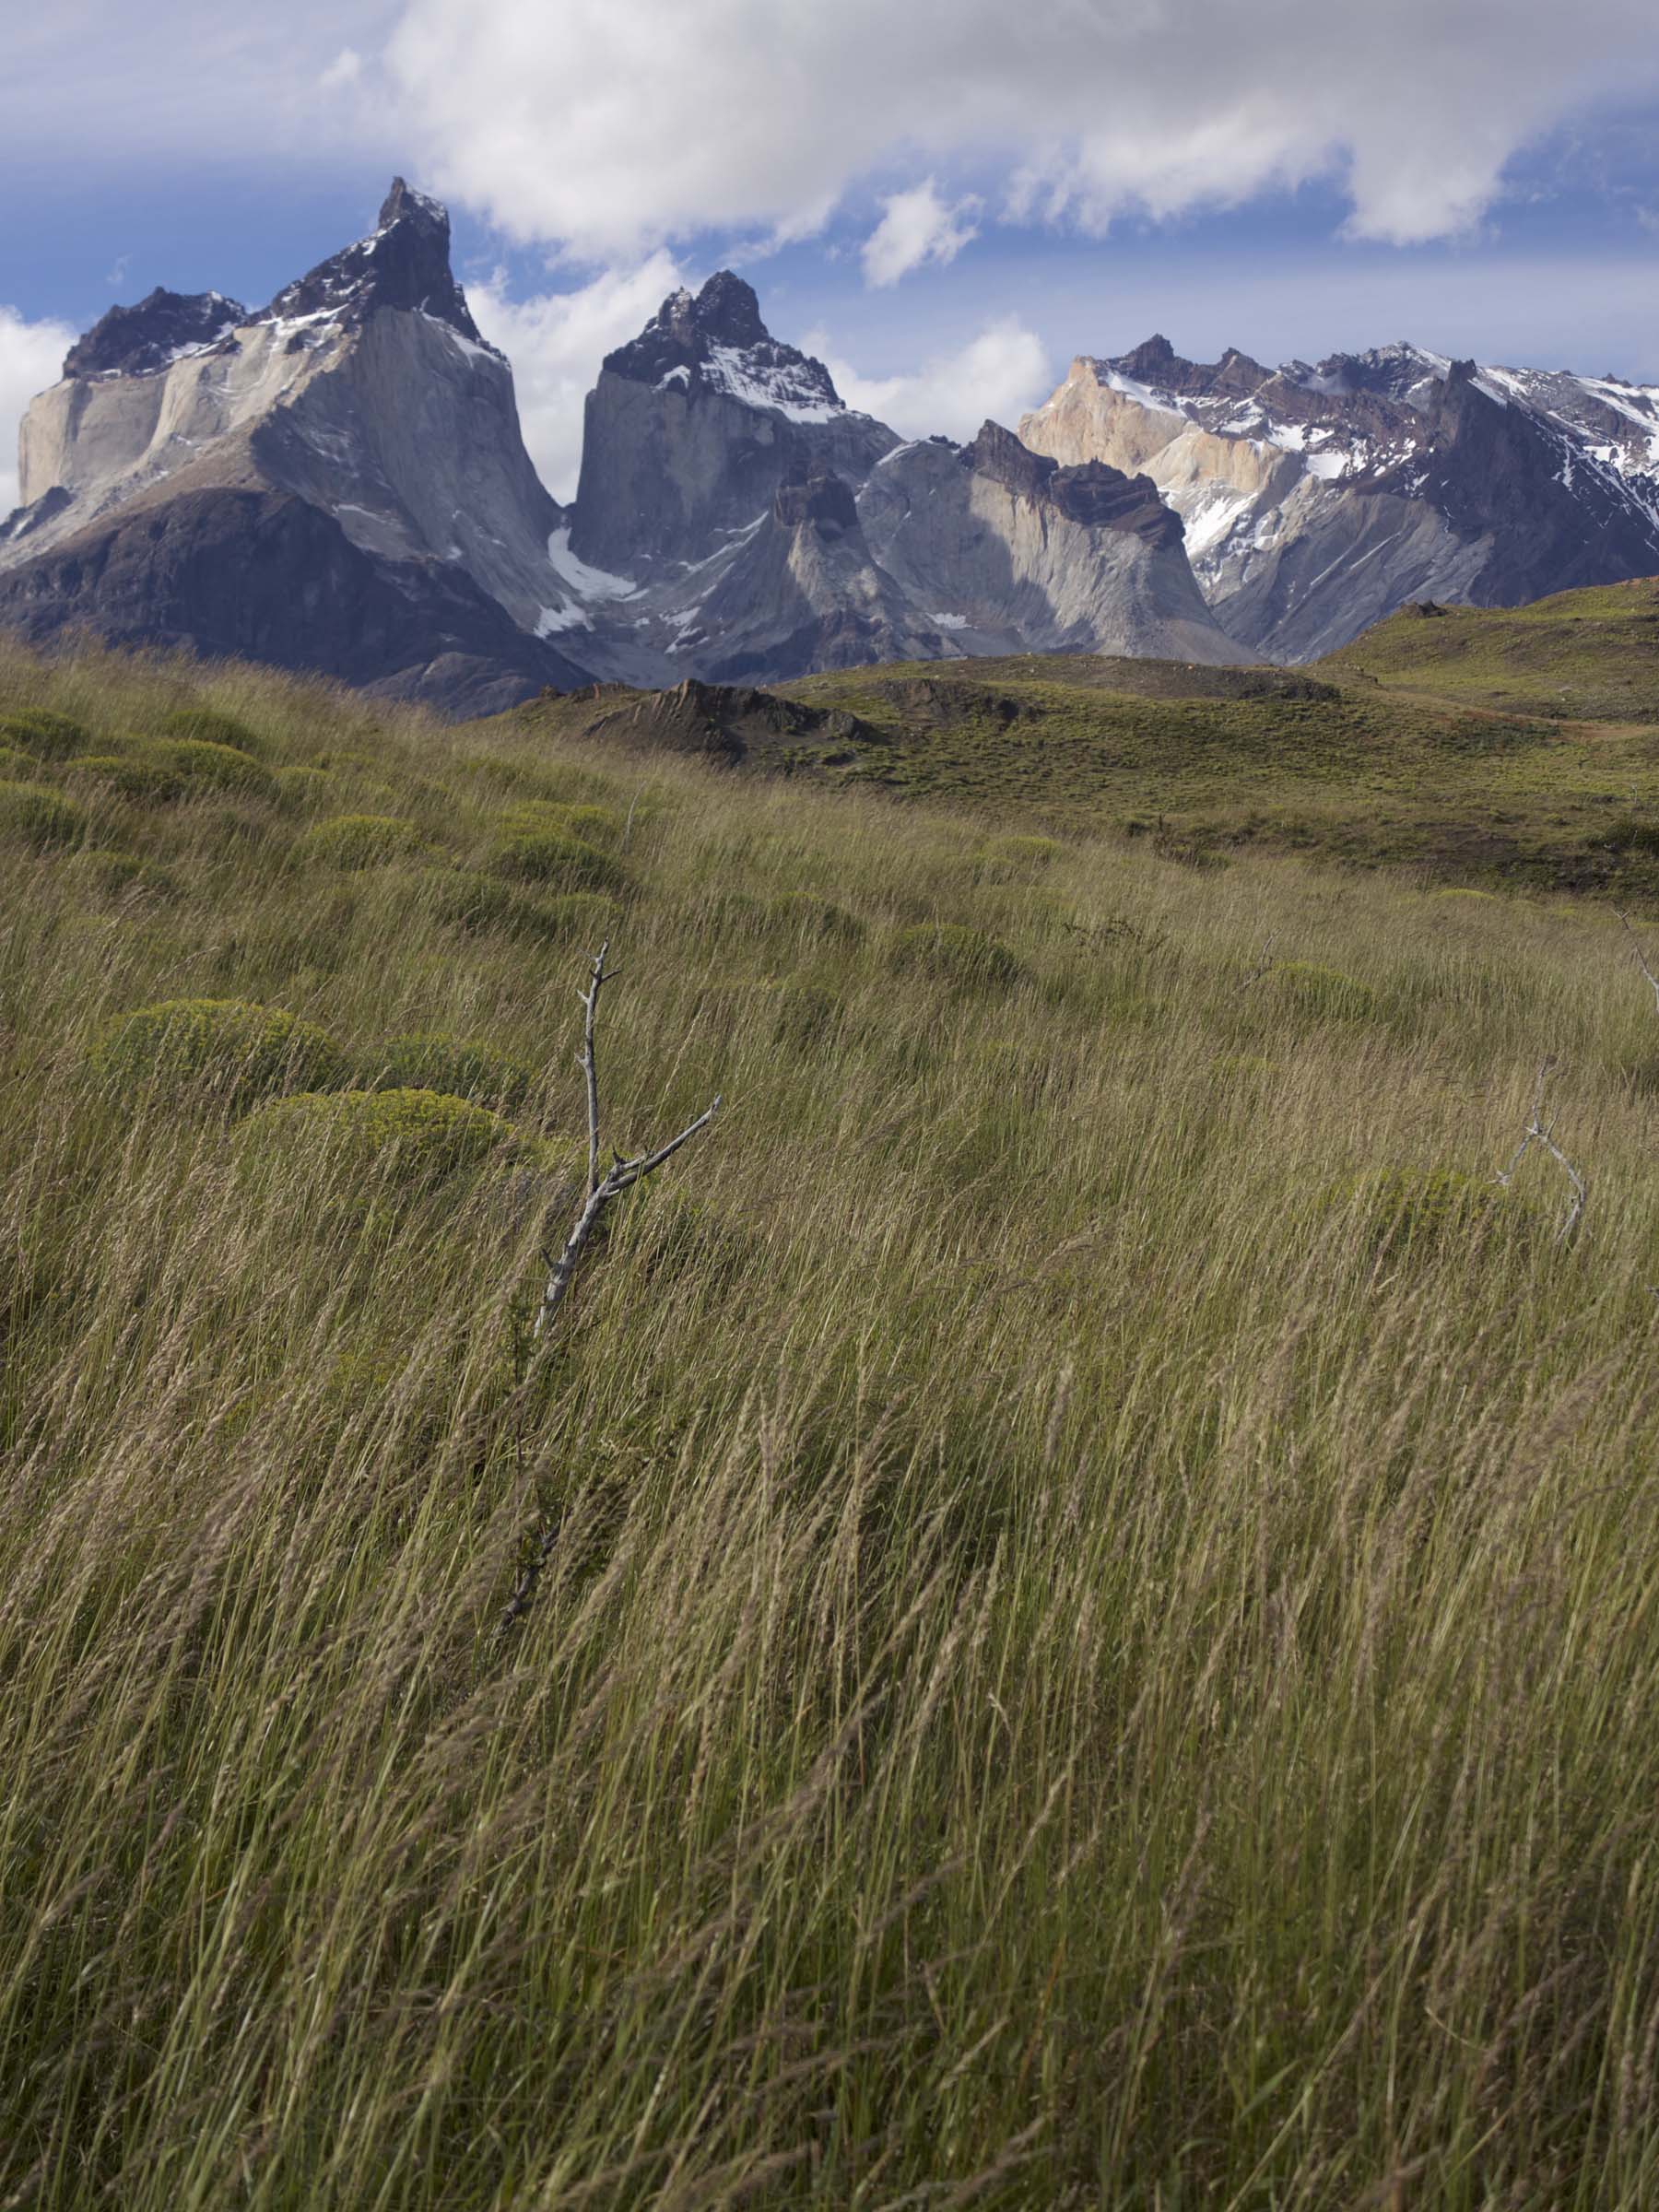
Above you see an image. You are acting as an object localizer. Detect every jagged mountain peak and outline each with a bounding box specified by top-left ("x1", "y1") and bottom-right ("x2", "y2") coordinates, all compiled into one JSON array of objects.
[
  {"x1": 63, "y1": 288, "x2": 246, "y2": 381},
  {"x1": 253, "y1": 175, "x2": 491, "y2": 350},
  {"x1": 603, "y1": 270, "x2": 842, "y2": 423}
]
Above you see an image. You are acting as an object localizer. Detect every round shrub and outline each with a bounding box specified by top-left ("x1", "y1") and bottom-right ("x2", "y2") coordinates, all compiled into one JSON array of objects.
[
  {"x1": 487, "y1": 827, "x2": 625, "y2": 894},
  {"x1": 65, "y1": 753, "x2": 183, "y2": 802},
  {"x1": 0, "y1": 745, "x2": 34, "y2": 780},
  {"x1": 63, "y1": 847, "x2": 179, "y2": 902},
  {"x1": 1338, "y1": 1166, "x2": 1508, "y2": 1264},
  {"x1": 888, "y1": 922, "x2": 1022, "y2": 992},
  {"x1": 503, "y1": 799, "x2": 628, "y2": 849},
  {"x1": 155, "y1": 738, "x2": 276, "y2": 798},
  {"x1": 0, "y1": 709, "x2": 93, "y2": 760},
  {"x1": 428, "y1": 870, "x2": 615, "y2": 946},
  {"x1": 1271, "y1": 961, "x2": 1377, "y2": 1023},
  {"x1": 976, "y1": 833, "x2": 1065, "y2": 881},
  {"x1": 359, "y1": 1033, "x2": 535, "y2": 1110},
  {"x1": 242, "y1": 1088, "x2": 542, "y2": 1193},
  {"x1": 160, "y1": 707, "x2": 268, "y2": 757},
  {"x1": 296, "y1": 814, "x2": 431, "y2": 871},
  {"x1": 92, "y1": 999, "x2": 345, "y2": 1108},
  {"x1": 0, "y1": 782, "x2": 87, "y2": 850},
  {"x1": 1435, "y1": 888, "x2": 1500, "y2": 904},
  {"x1": 771, "y1": 891, "x2": 865, "y2": 944}
]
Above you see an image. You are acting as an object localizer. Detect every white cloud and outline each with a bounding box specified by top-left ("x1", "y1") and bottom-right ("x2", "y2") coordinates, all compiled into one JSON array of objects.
[
  {"x1": 380, "y1": 0, "x2": 1659, "y2": 256},
  {"x1": 862, "y1": 180, "x2": 980, "y2": 288},
  {"x1": 814, "y1": 318, "x2": 1054, "y2": 445},
  {"x1": 320, "y1": 47, "x2": 363, "y2": 92},
  {"x1": 0, "y1": 307, "x2": 75, "y2": 517},
  {"x1": 467, "y1": 252, "x2": 688, "y2": 501}
]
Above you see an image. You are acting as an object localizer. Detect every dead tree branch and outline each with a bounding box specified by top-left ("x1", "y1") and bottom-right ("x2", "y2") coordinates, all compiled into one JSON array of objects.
[
  {"x1": 1494, "y1": 1057, "x2": 1587, "y2": 1243},
  {"x1": 1615, "y1": 909, "x2": 1659, "y2": 1018},
  {"x1": 1238, "y1": 935, "x2": 1278, "y2": 992}
]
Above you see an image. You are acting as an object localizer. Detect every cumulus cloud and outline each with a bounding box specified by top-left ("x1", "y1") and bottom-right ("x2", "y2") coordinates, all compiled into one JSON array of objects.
[
  {"x1": 814, "y1": 319, "x2": 1054, "y2": 445},
  {"x1": 468, "y1": 252, "x2": 688, "y2": 500},
  {"x1": 381, "y1": 0, "x2": 1659, "y2": 255},
  {"x1": 0, "y1": 307, "x2": 75, "y2": 517},
  {"x1": 861, "y1": 180, "x2": 980, "y2": 288}
]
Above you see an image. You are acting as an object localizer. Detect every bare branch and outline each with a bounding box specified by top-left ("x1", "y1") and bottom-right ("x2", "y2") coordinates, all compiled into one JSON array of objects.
[
  {"x1": 1238, "y1": 935, "x2": 1277, "y2": 993},
  {"x1": 1494, "y1": 1057, "x2": 1587, "y2": 1243},
  {"x1": 582, "y1": 939, "x2": 611, "y2": 1197},
  {"x1": 1616, "y1": 909, "x2": 1659, "y2": 1018}
]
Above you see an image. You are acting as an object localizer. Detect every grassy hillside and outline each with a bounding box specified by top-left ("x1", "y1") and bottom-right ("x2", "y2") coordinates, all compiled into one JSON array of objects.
[
  {"x1": 1317, "y1": 575, "x2": 1659, "y2": 722},
  {"x1": 6, "y1": 638, "x2": 1659, "y2": 2206},
  {"x1": 517, "y1": 634, "x2": 1659, "y2": 896}
]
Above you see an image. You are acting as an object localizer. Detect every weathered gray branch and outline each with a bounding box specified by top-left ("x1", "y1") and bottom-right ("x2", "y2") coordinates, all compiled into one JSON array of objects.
[
  {"x1": 1615, "y1": 909, "x2": 1659, "y2": 1018},
  {"x1": 1494, "y1": 1058, "x2": 1587, "y2": 1243}
]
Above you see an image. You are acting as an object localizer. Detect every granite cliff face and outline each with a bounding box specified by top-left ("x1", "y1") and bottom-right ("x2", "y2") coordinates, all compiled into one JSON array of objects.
[
  {"x1": 548, "y1": 276, "x2": 1249, "y2": 682},
  {"x1": 1019, "y1": 340, "x2": 1659, "y2": 661},
  {"x1": 0, "y1": 182, "x2": 591, "y2": 711}
]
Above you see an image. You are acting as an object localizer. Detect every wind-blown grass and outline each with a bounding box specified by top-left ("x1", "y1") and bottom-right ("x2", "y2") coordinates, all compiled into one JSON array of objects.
[{"x1": 3, "y1": 639, "x2": 1659, "y2": 2206}]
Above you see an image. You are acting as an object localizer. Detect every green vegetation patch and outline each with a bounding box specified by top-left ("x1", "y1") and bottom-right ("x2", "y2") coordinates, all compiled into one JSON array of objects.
[
  {"x1": 888, "y1": 921, "x2": 1022, "y2": 992},
  {"x1": 1270, "y1": 960, "x2": 1378, "y2": 1024},
  {"x1": 0, "y1": 782, "x2": 88, "y2": 849},
  {"x1": 0, "y1": 707, "x2": 94, "y2": 759},
  {"x1": 486, "y1": 826, "x2": 626, "y2": 894},
  {"x1": 243, "y1": 1087, "x2": 547, "y2": 1191},
  {"x1": 154, "y1": 738, "x2": 276, "y2": 798},
  {"x1": 92, "y1": 998, "x2": 345, "y2": 1108},
  {"x1": 62, "y1": 847, "x2": 180, "y2": 902},
  {"x1": 359, "y1": 1033, "x2": 535, "y2": 1110},
  {"x1": 159, "y1": 707, "x2": 270, "y2": 757},
  {"x1": 297, "y1": 813, "x2": 432, "y2": 870}
]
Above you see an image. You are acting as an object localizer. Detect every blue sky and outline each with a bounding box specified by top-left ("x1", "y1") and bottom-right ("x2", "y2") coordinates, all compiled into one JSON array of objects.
[{"x1": 4, "y1": 0, "x2": 1658, "y2": 508}]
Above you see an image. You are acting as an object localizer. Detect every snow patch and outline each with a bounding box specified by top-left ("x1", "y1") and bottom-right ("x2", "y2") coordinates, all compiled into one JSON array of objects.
[
  {"x1": 547, "y1": 526, "x2": 641, "y2": 603},
  {"x1": 928, "y1": 611, "x2": 971, "y2": 630},
  {"x1": 702, "y1": 343, "x2": 841, "y2": 423}
]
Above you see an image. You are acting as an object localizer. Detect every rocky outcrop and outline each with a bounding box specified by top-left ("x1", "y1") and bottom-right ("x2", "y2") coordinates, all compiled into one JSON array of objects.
[
  {"x1": 1020, "y1": 339, "x2": 1659, "y2": 661},
  {"x1": 64, "y1": 289, "x2": 245, "y2": 380}
]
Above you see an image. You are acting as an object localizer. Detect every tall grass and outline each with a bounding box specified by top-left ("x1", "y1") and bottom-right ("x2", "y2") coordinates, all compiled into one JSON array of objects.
[{"x1": 3, "y1": 641, "x2": 1659, "y2": 2206}]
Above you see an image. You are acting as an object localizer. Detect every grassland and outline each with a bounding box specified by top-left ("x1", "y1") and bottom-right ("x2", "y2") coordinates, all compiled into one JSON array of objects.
[{"x1": 5, "y1": 635, "x2": 1659, "y2": 2206}]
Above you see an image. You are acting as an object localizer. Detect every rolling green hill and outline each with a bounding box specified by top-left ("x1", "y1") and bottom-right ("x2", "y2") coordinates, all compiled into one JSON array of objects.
[
  {"x1": 5, "y1": 631, "x2": 1659, "y2": 2203},
  {"x1": 518, "y1": 602, "x2": 1659, "y2": 895},
  {"x1": 1317, "y1": 574, "x2": 1659, "y2": 721}
]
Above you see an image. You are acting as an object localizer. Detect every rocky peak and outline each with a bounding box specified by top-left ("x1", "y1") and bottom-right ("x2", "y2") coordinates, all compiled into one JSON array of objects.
[
  {"x1": 961, "y1": 419, "x2": 1056, "y2": 502},
  {"x1": 603, "y1": 272, "x2": 842, "y2": 421},
  {"x1": 64, "y1": 288, "x2": 245, "y2": 380},
  {"x1": 961, "y1": 421, "x2": 1181, "y2": 547},
  {"x1": 253, "y1": 177, "x2": 490, "y2": 347}
]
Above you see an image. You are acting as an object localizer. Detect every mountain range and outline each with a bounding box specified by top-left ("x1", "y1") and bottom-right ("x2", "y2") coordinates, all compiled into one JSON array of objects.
[{"x1": 3, "y1": 179, "x2": 1656, "y2": 711}]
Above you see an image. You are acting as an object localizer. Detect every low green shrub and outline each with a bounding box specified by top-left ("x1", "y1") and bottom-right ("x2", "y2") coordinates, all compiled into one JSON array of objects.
[
  {"x1": 92, "y1": 999, "x2": 345, "y2": 1108},
  {"x1": 975, "y1": 833, "x2": 1065, "y2": 881},
  {"x1": 888, "y1": 922, "x2": 1022, "y2": 992},
  {"x1": 0, "y1": 745, "x2": 34, "y2": 779},
  {"x1": 359, "y1": 1033, "x2": 535, "y2": 1110},
  {"x1": 273, "y1": 766, "x2": 332, "y2": 814},
  {"x1": 1271, "y1": 961, "x2": 1378, "y2": 1023},
  {"x1": 242, "y1": 1088, "x2": 552, "y2": 1193},
  {"x1": 486, "y1": 827, "x2": 625, "y2": 894},
  {"x1": 0, "y1": 782, "x2": 88, "y2": 850},
  {"x1": 1337, "y1": 1165, "x2": 1511, "y2": 1264},
  {"x1": 155, "y1": 738, "x2": 276, "y2": 798},
  {"x1": 502, "y1": 800, "x2": 629, "y2": 849},
  {"x1": 65, "y1": 753, "x2": 182, "y2": 802},
  {"x1": 160, "y1": 707, "x2": 269, "y2": 757},
  {"x1": 297, "y1": 814, "x2": 431, "y2": 870},
  {"x1": 428, "y1": 870, "x2": 615, "y2": 945},
  {"x1": 0, "y1": 708, "x2": 93, "y2": 759},
  {"x1": 771, "y1": 891, "x2": 865, "y2": 944}
]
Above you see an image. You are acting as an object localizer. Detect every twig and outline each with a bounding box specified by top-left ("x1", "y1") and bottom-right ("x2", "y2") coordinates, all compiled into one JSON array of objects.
[
  {"x1": 581, "y1": 940, "x2": 609, "y2": 1195},
  {"x1": 501, "y1": 945, "x2": 722, "y2": 1635},
  {"x1": 1238, "y1": 935, "x2": 1277, "y2": 992},
  {"x1": 1616, "y1": 909, "x2": 1659, "y2": 1018},
  {"x1": 1494, "y1": 1057, "x2": 1587, "y2": 1242}
]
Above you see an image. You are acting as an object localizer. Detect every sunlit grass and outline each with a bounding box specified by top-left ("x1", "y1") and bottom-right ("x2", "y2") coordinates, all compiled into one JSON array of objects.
[{"x1": 3, "y1": 639, "x2": 1659, "y2": 2206}]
